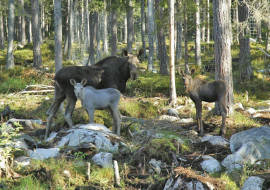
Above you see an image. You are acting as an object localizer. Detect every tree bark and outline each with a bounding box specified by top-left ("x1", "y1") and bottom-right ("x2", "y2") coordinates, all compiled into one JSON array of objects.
[
  {"x1": 54, "y1": 0, "x2": 62, "y2": 73},
  {"x1": 127, "y1": 0, "x2": 133, "y2": 53},
  {"x1": 213, "y1": 0, "x2": 234, "y2": 115},
  {"x1": 19, "y1": 0, "x2": 26, "y2": 45},
  {"x1": 103, "y1": 0, "x2": 108, "y2": 54},
  {"x1": 140, "y1": 0, "x2": 146, "y2": 60},
  {"x1": 195, "y1": 0, "x2": 201, "y2": 67},
  {"x1": 267, "y1": 19, "x2": 270, "y2": 51},
  {"x1": 96, "y1": 13, "x2": 101, "y2": 61},
  {"x1": 6, "y1": 0, "x2": 15, "y2": 69},
  {"x1": 201, "y1": 2, "x2": 206, "y2": 42},
  {"x1": 31, "y1": 0, "x2": 42, "y2": 68},
  {"x1": 184, "y1": 2, "x2": 189, "y2": 74},
  {"x1": 111, "y1": 6, "x2": 117, "y2": 56},
  {"x1": 238, "y1": 0, "x2": 252, "y2": 81},
  {"x1": 89, "y1": 12, "x2": 95, "y2": 65},
  {"x1": 169, "y1": 0, "x2": 177, "y2": 107},
  {"x1": 67, "y1": 0, "x2": 73, "y2": 60},
  {"x1": 206, "y1": 0, "x2": 210, "y2": 43},
  {"x1": 147, "y1": 0, "x2": 154, "y2": 71},
  {"x1": 0, "y1": 8, "x2": 5, "y2": 49},
  {"x1": 155, "y1": 0, "x2": 168, "y2": 75},
  {"x1": 84, "y1": 0, "x2": 89, "y2": 45}
]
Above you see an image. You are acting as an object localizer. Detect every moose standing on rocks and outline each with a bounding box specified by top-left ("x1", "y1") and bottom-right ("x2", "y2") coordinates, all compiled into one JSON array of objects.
[
  {"x1": 179, "y1": 68, "x2": 228, "y2": 136},
  {"x1": 70, "y1": 79, "x2": 122, "y2": 135},
  {"x1": 45, "y1": 49, "x2": 143, "y2": 139}
]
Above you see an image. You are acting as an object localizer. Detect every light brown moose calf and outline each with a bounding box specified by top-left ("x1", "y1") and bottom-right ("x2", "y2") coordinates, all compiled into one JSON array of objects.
[{"x1": 179, "y1": 68, "x2": 228, "y2": 136}]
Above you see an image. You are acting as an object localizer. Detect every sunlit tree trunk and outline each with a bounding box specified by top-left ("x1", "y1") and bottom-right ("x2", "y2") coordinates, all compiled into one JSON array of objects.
[
  {"x1": 19, "y1": 0, "x2": 26, "y2": 45},
  {"x1": 155, "y1": 0, "x2": 168, "y2": 75},
  {"x1": 195, "y1": 0, "x2": 201, "y2": 67},
  {"x1": 67, "y1": 0, "x2": 73, "y2": 60},
  {"x1": 31, "y1": 0, "x2": 42, "y2": 68},
  {"x1": 213, "y1": 0, "x2": 234, "y2": 115},
  {"x1": 169, "y1": 0, "x2": 177, "y2": 107},
  {"x1": 0, "y1": 8, "x2": 5, "y2": 49},
  {"x1": 54, "y1": 0, "x2": 62, "y2": 73},
  {"x1": 96, "y1": 13, "x2": 101, "y2": 61},
  {"x1": 147, "y1": 0, "x2": 154, "y2": 71},
  {"x1": 41, "y1": 0, "x2": 45, "y2": 40},
  {"x1": 127, "y1": 0, "x2": 133, "y2": 53},
  {"x1": 206, "y1": 0, "x2": 210, "y2": 43},
  {"x1": 103, "y1": 0, "x2": 108, "y2": 54},
  {"x1": 140, "y1": 0, "x2": 146, "y2": 60},
  {"x1": 267, "y1": 20, "x2": 270, "y2": 51},
  {"x1": 84, "y1": 0, "x2": 89, "y2": 45},
  {"x1": 201, "y1": 1, "x2": 206, "y2": 42},
  {"x1": 111, "y1": 6, "x2": 117, "y2": 56},
  {"x1": 6, "y1": 0, "x2": 15, "y2": 69},
  {"x1": 184, "y1": 2, "x2": 189, "y2": 74},
  {"x1": 238, "y1": 0, "x2": 252, "y2": 81}
]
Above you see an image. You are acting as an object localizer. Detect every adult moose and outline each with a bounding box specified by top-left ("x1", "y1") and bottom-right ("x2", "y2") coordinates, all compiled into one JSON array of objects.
[
  {"x1": 179, "y1": 68, "x2": 228, "y2": 136},
  {"x1": 45, "y1": 49, "x2": 143, "y2": 139}
]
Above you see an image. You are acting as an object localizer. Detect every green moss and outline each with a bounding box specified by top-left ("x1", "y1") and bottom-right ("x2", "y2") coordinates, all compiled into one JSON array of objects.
[{"x1": 145, "y1": 138, "x2": 177, "y2": 163}]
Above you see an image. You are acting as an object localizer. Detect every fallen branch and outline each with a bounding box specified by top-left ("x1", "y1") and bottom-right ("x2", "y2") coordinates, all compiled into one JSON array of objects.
[
  {"x1": 257, "y1": 47, "x2": 270, "y2": 58},
  {"x1": 18, "y1": 89, "x2": 54, "y2": 94}
]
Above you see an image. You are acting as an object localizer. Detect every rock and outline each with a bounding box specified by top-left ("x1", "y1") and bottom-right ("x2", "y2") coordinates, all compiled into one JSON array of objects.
[
  {"x1": 235, "y1": 103, "x2": 244, "y2": 110},
  {"x1": 7, "y1": 118, "x2": 35, "y2": 130},
  {"x1": 14, "y1": 156, "x2": 31, "y2": 167},
  {"x1": 167, "y1": 108, "x2": 179, "y2": 117},
  {"x1": 222, "y1": 126, "x2": 270, "y2": 172},
  {"x1": 179, "y1": 118, "x2": 194, "y2": 124},
  {"x1": 200, "y1": 159, "x2": 221, "y2": 173},
  {"x1": 241, "y1": 176, "x2": 265, "y2": 190},
  {"x1": 159, "y1": 115, "x2": 179, "y2": 122},
  {"x1": 29, "y1": 148, "x2": 60, "y2": 160},
  {"x1": 46, "y1": 132, "x2": 58, "y2": 142},
  {"x1": 149, "y1": 159, "x2": 162, "y2": 174},
  {"x1": 202, "y1": 155, "x2": 215, "y2": 160},
  {"x1": 164, "y1": 176, "x2": 209, "y2": 190},
  {"x1": 230, "y1": 126, "x2": 270, "y2": 155},
  {"x1": 56, "y1": 124, "x2": 121, "y2": 153},
  {"x1": 201, "y1": 135, "x2": 229, "y2": 147},
  {"x1": 252, "y1": 113, "x2": 262, "y2": 118},
  {"x1": 92, "y1": 152, "x2": 113, "y2": 168},
  {"x1": 246, "y1": 108, "x2": 257, "y2": 115}
]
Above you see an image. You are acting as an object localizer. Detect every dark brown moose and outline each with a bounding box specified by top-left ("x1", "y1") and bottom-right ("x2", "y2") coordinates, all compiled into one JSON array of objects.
[
  {"x1": 45, "y1": 49, "x2": 143, "y2": 139},
  {"x1": 179, "y1": 68, "x2": 228, "y2": 136}
]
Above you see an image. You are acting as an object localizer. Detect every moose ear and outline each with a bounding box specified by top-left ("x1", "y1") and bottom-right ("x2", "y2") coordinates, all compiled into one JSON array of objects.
[
  {"x1": 81, "y1": 79, "x2": 87, "y2": 86},
  {"x1": 137, "y1": 48, "x2": 144, "y2": 57},
  {"x1": 121, "y1": 49, "x2": 128, "y2": 57},
  {"x1": 190, "y1": 68, "x2": 196, "y2": 75},
  {"x1": 70, "y1": 79, "x2": 76, "y2": 86}
]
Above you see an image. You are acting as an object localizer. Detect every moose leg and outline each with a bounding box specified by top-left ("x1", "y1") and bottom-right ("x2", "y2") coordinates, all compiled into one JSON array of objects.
[
  {"x1": 64, "y1": 96, "x2": 77, "y2": 127},
  {"x1": 87, "y1": 109, "x2": 95, "y2": 123},
  {"x1": 218, "y1": 98, "x2": 227, "y2": 136},
  {"x1": 45, "y1": 89, "x2": 66, "y2": 139},
  {"x1": 195, "y1": 102, "x2": 203, "y2": 135}
]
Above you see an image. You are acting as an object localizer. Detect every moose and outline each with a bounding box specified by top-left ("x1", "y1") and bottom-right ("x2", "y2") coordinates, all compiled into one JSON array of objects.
[
  {"x1": 70, "y1": 79, "x2": 122, "y2": 135},
  {"x1": 179, "y1": 68, "x2": 228, "y2": 136},
  {"x1": 45, "y1": 49, "x2": 143, "y2": 139}
]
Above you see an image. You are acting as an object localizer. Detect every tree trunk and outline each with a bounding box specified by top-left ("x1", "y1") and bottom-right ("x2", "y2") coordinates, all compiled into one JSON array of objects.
[
  {"x1": 41, "y1": 0, "x2": 45, "y2": 41},
  {"x1": 6, "y1": 0, "x2": 15, "y2": 69},
  {"x1": 195, "y1": 0, "x2": 201, "y2": 67},
  {"x1": 155, "y1": 0, "x2": 168, "y2": 75},
  {"x1": 124, "y1": 15, "x2": 127, "y2": 43},
  {"x1": 88, "y1": 12, "x2": 95, "y2": 65},
  {"x1": 31, "y1": 0, "x2": 42, "y2": 68},
  {"x1": 201, "y1": 2, "x2": 206, "y2": 42},
  {"x1": 184, "y1": 2, "x2": 189, "y2": 74},
  {"x1": 176, "y1": 20, "x2": 182, "y2": 61},
  {"x1": 0, "y1": 9, "x2": 5, "y2": 49},
  {"x1": 96, "y1": 13, "x2": 101, "y2": 61},
  {"x1": 267, "y1": 19, "x2": 270, "y2": 51},
  {"x1": 213, "y1": 0, "x2": 234, "y2": 115},
  {"x1": 169, "y1": 0, "x2": 177, "y2": 107},
  {"x1": 111, "y1": 6, "x2": 117, "y2": 56},
  {"x1": 54, "y1": 0, "x2": 62, "y2": 73},
  {"x1": 84, "y1": 0, "x2": 89, "y2": 45},
  {"x1": 238, "y1": 0, "x2": 252, "y2": 81},
  {"x1": 206, "y1": 0, "x2": 210, "y2": 43},
  {"x1": 19, "y1": 0, "x2": 26, "y2": 45},
  {"x1": 103, "y1": 0, "x2": 108, "y2": 54},
  {"x1": 127, "y1": 0, "x2": 133, "y2": 53},
  {"x1": 140, "y1": 0, "x2": 146, "y2": 60},
  {"x1": 67, "y1": 0, "x2": 73, "y2": 60},
  {"x1": 147, "y1": 0, "x2": 154, "y2": 71}
]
